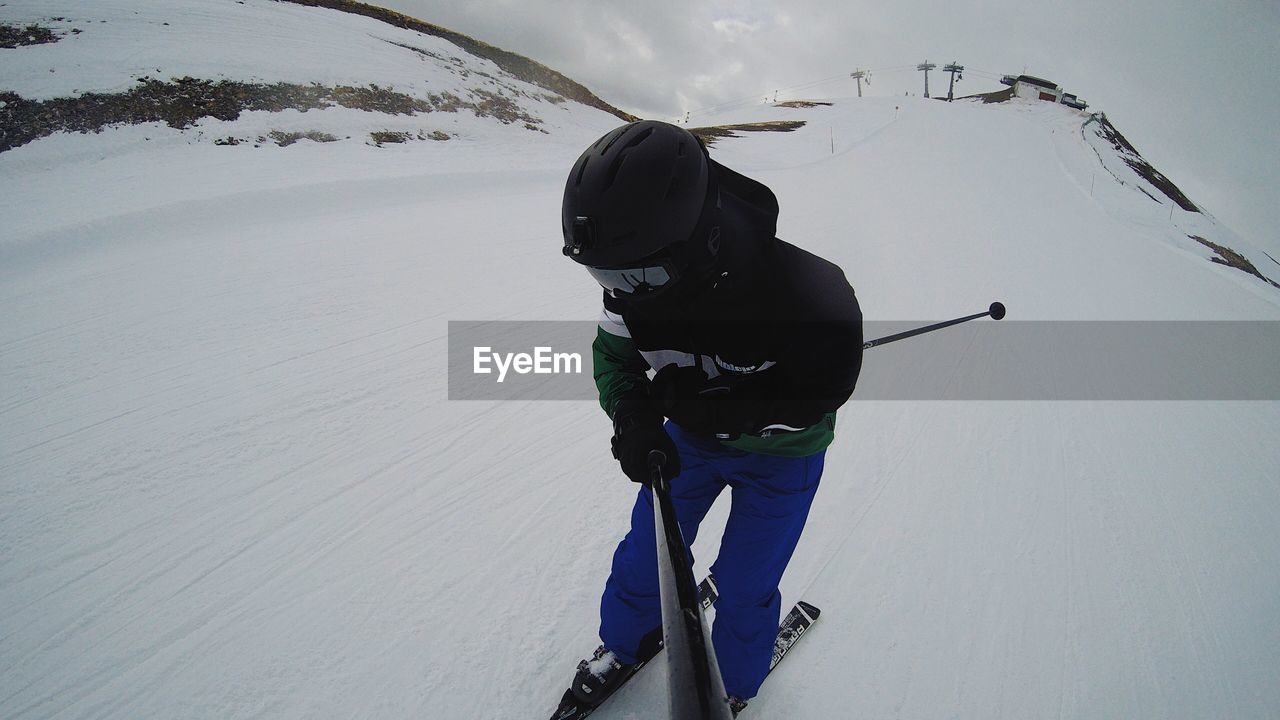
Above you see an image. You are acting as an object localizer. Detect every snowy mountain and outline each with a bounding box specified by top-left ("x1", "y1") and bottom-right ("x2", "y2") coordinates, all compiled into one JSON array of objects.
[{"x1": 2, "y1": 2, "x2": 1279, "y2": 719}]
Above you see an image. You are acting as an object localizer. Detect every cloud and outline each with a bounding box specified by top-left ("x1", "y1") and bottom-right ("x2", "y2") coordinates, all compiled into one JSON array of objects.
[
  {"x1": 610, "y1": 18, "x2": 656, "y2": 62},
  {"x1": 712, "y1": 17, "x2": 760, "y2": 40}
]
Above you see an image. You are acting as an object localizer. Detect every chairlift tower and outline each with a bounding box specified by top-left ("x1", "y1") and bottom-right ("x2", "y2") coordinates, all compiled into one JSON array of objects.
[
  {"x1": 917, "y1": 60, "x2": 937, "y2": 98},
  {"x1": 943, "y1": 62, "x2": 964, "y2": 101},
  {"x1": 850, "y1": 69, "x2": 868, "y2": 97}
]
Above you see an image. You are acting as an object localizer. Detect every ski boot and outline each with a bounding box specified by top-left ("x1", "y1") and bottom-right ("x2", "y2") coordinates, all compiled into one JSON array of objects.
[
  {"x1": 549, "y1": 630, "x2": 664, "y2": 720},
  {"x1": 570, "y1": 645, "x2": 635, "y2": 706}
]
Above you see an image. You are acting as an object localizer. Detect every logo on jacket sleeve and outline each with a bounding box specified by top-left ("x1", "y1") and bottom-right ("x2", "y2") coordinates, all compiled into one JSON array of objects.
[{"x1": 713, "y1": 355, "x2": 776, "y2": 375}]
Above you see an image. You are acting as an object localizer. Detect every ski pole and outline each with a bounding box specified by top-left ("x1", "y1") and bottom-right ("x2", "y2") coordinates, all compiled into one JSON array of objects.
[
  {"x1": 862, "y1": 301, "x2": 1006, "y2": 350},
  {"x1": 649, "y1": 451, "x2": 735, "y2": 720}
]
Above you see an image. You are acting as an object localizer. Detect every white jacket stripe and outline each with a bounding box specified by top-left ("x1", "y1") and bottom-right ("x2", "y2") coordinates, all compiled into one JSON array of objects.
[{"x1": 598, "y1": 307, "x2": 631, "y2": 338}]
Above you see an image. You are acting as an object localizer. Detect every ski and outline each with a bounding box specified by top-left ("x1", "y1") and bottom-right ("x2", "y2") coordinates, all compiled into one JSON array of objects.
[
  {"x1": 769, "y1": 599, "x2": 821, "y2": 672},
  {"x1": 549, "y1": 580, "x2": 822, "y2": 720}
]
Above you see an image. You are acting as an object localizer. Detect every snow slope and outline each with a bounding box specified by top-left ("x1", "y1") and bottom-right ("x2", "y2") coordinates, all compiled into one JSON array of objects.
[{"x1": 3, "y1": 2, "x2": 1280, "y2": 719}]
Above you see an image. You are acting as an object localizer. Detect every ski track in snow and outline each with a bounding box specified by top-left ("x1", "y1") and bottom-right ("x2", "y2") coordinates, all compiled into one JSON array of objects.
[{"x1": 3, "y1": 3, "x2": 1280, "y2": 718}]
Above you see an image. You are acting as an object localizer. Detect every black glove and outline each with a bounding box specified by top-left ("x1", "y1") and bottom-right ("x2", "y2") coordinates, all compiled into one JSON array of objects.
[
  {"x1": 610, "y1": 389, "x2": 680, "y2": 484},
  {"x1": 650, "y1": 364, "x2": 765, "y2": 439}
]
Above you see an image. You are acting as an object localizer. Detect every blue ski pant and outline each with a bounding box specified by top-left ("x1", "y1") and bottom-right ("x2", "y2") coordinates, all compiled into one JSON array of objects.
[{"x1": 599, "y1": 421, "x2": 825, "y2": 700}]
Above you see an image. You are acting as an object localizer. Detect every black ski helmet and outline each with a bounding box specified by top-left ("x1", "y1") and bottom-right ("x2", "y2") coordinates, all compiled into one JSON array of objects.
[{"x1": 561, "y1": 120, "x2": 721, "y2": 300}]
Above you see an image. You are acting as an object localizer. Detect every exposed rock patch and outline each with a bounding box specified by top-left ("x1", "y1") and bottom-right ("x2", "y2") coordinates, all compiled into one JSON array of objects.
[
  {"x1": 690, "y1": 120, "x2": 807, "y2": 145},
  {"x1": 0, "y1": 77, "x2": 541, "y2": 153},
  {"x1": 1190, "y1": 235, "x2": 1280, "y2": 289},
  {"x1": 774, "y1": 101, "x2": 833, "y2": 109},
  {"x1": 1094, "y1": 115, "x2": 1199, "y2": 212},
  {"x1": 368, "y1": 129, "x2": 452, "y2": 146},
  {"x1": 0, "y1": 23, "x2": 61, "y2": 48}
]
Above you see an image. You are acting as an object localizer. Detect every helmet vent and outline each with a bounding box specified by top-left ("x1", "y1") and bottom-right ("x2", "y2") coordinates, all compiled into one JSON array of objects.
[
  {"x1": 595, "y1": 127, "x2": 624, "y2": 152},
  {"x1": 624, "y1": 126, "x2": 655, "y2": 149},
  {"x1": 603, "y1": 127, "x2": 655, "y2": 191},
  {"x1": 600, "y1": 124, "x2": 643, "y2": 155}
]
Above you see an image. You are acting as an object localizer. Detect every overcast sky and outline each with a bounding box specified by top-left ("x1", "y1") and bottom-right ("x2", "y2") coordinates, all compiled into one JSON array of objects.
[{"x1": 381, "y1": 0, "x2": 1279, "y2": 253}]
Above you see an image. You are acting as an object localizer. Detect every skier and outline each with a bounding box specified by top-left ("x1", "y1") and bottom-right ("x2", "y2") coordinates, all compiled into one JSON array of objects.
[{"x1": 558, "y1": 120, "x2": 863, "y2": 716}]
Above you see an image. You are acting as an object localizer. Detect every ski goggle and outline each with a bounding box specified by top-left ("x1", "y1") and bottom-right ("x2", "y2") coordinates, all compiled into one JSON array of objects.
[{"x1": 586, "y1": 260, "x2": 678, "y2": 299}]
